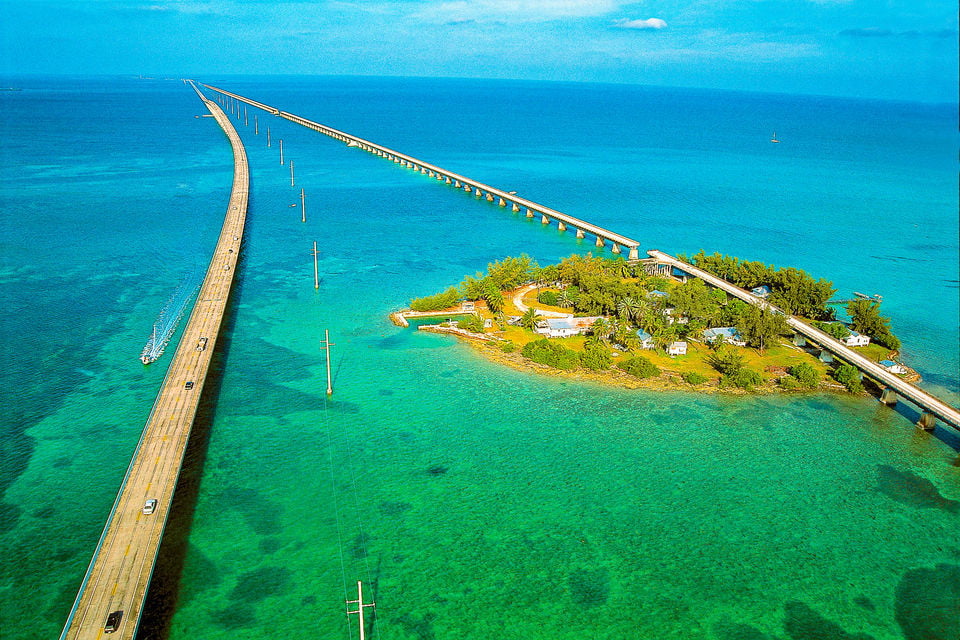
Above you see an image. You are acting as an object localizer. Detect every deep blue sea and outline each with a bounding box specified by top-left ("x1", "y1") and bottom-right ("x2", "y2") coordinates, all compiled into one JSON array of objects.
[{"x1": 1, "y1": 75, "x2": 958, "y2": 639}]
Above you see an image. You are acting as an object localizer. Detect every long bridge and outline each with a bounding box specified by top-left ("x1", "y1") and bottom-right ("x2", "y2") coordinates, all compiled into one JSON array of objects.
[
  {"x1": 205, "y1": 83, "x2": 957, "y2": 434},
  {"x1": 59, "y1": 82, "x2": 248, "y2": 640},
  {"x1": 648, "y1": 250, "x2": 960, "y2": 432},
  {"x1": 201, "y1": 83, "x2": 641, "y2": 260}
]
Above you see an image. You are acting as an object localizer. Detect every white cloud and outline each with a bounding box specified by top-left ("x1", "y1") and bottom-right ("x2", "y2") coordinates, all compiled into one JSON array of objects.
[{"x1": 615, "y1": 17, "x2": 667, "y2": 30}]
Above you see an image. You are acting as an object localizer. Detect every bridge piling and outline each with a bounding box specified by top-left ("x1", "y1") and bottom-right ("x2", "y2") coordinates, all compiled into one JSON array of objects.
[
  {"x1": 880, "y1": 388, "x2": 898, "y2": 406},
  {"x1": 917, "y1": 412, "x2": 937, "y2": 431}
]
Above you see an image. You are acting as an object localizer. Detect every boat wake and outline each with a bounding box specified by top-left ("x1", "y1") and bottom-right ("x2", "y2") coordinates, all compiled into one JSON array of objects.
[{"x1": 140, "y1": 275, "x2": 201, "y2": 364}]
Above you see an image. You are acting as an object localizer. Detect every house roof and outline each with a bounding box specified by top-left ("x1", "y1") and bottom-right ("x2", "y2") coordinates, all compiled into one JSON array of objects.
[
  {"x1": 636, "y1": 330, "x2": 652, "y2": 341},
  {"x1": 879, "y1": 359, "x2": 898, "y2": 367},
  {"x1": 647, "y1": 290, "x2": 668, "y2": 298},
  {"x1": 703, "y1": 327, "x2": 741, "y2": 340},
  {"x1": 545, "y1": 319, "x2": 574, "y2": 330}
]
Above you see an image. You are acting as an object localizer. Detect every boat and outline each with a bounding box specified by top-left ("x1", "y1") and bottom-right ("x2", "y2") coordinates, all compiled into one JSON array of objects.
[
  {"x1": 140, "y1": 326, "x2": 158, "y2": 364},
  {"x1": 770, "y1": 132, "x2": 780, "y2": 143}
]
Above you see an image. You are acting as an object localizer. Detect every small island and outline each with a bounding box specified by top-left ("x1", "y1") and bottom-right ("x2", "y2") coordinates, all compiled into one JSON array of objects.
[{"x1": 391, "y1": 252, "x2": 914, "y2": 394}]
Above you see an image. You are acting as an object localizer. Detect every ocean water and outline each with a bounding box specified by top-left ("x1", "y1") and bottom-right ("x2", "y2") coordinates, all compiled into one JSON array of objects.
[{"x1": 0, "y1": 75, "x2": 958, "y2": 640}]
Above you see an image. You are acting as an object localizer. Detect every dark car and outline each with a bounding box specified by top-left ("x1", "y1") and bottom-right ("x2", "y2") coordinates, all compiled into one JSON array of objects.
[
  {"x1": 184, "y1": 381, "x2": 194, "y2": 390},
  {"x1": 104, "y1": 610, "x2": 123, "y2": 633}
]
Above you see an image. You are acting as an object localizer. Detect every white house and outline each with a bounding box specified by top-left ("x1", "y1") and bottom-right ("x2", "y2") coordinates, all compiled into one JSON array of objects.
[
  {"x1": 751, "y1": 285, "x2": 772, "y2": 298},
  {"x1": 667, "y1": 341, "x2": 687, "y2": 356},
  {"x1": 702, "y1": 327, "x2": 747, "y2": 347},
  {"x1": 635, "y1": 329, "x2": 655, "y2": 350},
  {"x1": 841, "y1": 330, "x2": 870, "y2": 347},
  {"x1": 879, "y1": 359, "x2": 907, "y2": 374},
  {"x1": 534, "y1": 316, "x2": 600, "y2": 339}
]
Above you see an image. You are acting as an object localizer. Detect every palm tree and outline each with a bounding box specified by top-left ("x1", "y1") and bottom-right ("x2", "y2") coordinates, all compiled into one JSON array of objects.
[
  {"x1": 617, "y1": 296, "x2": 643, "y2": 323},
  {"x1": 557, "y1": 290, "x2": 574, "y2": 308},
  {"x1": 520, "y1": 307, "x2": 541, "y2": 330},
  {"x1": 590, "y1": 317, "x2": 611, "y2": 343}
]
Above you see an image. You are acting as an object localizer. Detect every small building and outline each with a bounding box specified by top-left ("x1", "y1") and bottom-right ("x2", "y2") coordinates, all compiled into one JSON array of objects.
[
  {"x1": 819, "y1": 350, "x2": 834, "y2": 363},
  {"x1": 841, "y1": 330, "x2": 870, "y2": 347},
  {"x1": 534, "y1": 316, "x2": 600, "y2": 339},
  {"x1": 646, "y1": 290, "x2": 668, "y2": 300},
  {"x1": 662, "y1": 307, "x2": 689, "y2": 325},
  {"x1": 483, "y1": 318, "x2": 494, "y2": 329},
  {"x1": 460, "y1": 301, "x2": 475, "y2": 311},
  {"x1": 636, "y1": 330, "x2": 655, "y2": 350},
  {"x1": 667, "y1": 341, "x2": 687, "y2": 356},
  {"x1": 879, "y1": 359, "x2": 907, "y2": 374},
  {"x1": 792, "y1": 333, "x2": 807, "y2": 347},
  {"x1": 751, "y1": 285, "x2": 772, "y2": 298},
  {"x1": 703, "y1": 327, "x2": 747, "y2": 347}
]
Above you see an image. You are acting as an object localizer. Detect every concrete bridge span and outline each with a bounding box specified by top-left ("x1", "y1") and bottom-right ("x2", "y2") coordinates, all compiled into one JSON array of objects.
[
  {"x1": 647, "y1": 250, "x2": 960, "y2": 433},
  {"x1": 59, "y1": 81, "x2": 249, "y2": 640},
  {"x1": 201, "y1": 83, "x2": 641, "y2": 259}
]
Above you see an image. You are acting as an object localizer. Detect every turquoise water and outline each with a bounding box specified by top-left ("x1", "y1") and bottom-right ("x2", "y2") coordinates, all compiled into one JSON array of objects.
[{"x1": 0, "y1": 76, "x2": 958, "y2": 639}]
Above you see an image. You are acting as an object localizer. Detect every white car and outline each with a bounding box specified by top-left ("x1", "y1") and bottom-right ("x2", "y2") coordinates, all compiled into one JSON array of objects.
[{"x1": 142, "y1": 499, "x2": 158, "y2": 515}]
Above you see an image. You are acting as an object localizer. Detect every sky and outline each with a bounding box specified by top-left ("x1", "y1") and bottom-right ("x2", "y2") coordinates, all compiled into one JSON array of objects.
[{"x1": 1, "y1": 0, "x2": 957, "y2": 102}]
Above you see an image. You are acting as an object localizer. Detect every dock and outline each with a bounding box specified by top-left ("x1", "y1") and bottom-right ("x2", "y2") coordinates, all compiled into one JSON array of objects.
[
  {"x1": 201, "y1": 83, "x2": 642, "y2": 259},
  {"x1": 59, "y1": 81, "x2": 248, "y2": 640}
]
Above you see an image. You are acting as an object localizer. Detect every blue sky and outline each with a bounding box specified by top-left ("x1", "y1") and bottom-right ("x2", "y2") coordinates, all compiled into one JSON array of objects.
[{"x1": 2, "y1": 0, "x2": 957, "y2": 101}]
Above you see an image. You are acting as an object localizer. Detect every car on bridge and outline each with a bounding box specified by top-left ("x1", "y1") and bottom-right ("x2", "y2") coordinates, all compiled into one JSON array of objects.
[
  {"x1": 104, "y1": 610, "x2": 123, "y2": 633},
  {"x1": 142, "y1": 499, "x2": 158, "y2": 515}
]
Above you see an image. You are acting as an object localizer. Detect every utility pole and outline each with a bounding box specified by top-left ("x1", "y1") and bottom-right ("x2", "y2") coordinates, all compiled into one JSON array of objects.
[
  {"x1": 267, "y1": 127, "x2": 271, "y2": 147},
  {"x1": 320, "y1": 329, "x2": 335, "y2": 395},
  {"x1": 290, "y1": 160, "x2": 295, "y2": 186},
  {"x1": 300, "y1": 188, "x2": 306, "y2": 223},
  {"x1": 279, "y1": 139, "x2": 284, "y2": 165},
  {"x1": 244, "y1": 107, "x2": 248, "y2": 126},
  {"x1": 346, "y1": 581, "x2": 375, "y2": 640},
  {"x1": 255, "y1": 114, "x2": 258, "y2": 135},
  {"x1": 311, "y1": 241, "x2": 320, "y2": 289}
]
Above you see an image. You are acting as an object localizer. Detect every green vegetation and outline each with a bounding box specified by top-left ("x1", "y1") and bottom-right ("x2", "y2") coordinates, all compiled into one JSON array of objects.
[
  {"x1": 411, "y1": 255, "x2": 538, "y2": 311},
  {"x1": 707, "y1": 345, "x2": 763, "y2": 389},
  {"x1": 680, "y1": 251, "x2": 836, "y2": 319},
  {"x1": 457, "y1": 315, "x2": 485, "y2": 334},
  {"x1": 736, "y1": 305, "x2": 789, "y2": 352},
  {"x1": 537, "y1": 290, "x2": 559, "y2": 306},
  {"x1": 781, "y1": 362, "x2": 820, "y2": 390},
  {"x1": 520, "y1": 308, "x2": 541, "y2": 330},
  {"x1": 410, "y1": 287, "x2": 461, "y2": 312},
  {"x1": 705, "y1": 346, "x2": 745, "y2": 375},
  {"x1": 408, "y1": 251, "x2": 890, "y2": 396},
  {"x1": 522, "y1": 339, "x2": 580, "y2": 370},
  {"x1": 619, "y1": 356, "x2": 660, "y2": 379},
  {"x1": 814, "y1": 321, "x2": 851, "y2": 340},
  {"x1": 580, "y1": 344, "x2": 612, "y2": 371},
  {"x1": 682, "y1": 371, "x2": 708, "y2": 385},
  {"x1": 847, "y1": 299, "x2": 901, "y2": 350},
  {"x1": 721, "y1": 367, "x2": 764, "y2": 390},
  {"x1": 833, "y1": 364, "x2": 864, "y2": 393}
]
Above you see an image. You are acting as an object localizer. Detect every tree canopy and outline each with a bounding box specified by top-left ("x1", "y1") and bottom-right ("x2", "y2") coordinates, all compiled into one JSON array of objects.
[{"x1": 846, "y1": 299, "x2": 900, "y2": 350}]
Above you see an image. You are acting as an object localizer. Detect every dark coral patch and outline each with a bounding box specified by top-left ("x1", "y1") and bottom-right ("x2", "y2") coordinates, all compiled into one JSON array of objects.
[
  {"x1": 426, "y1": 465, "x2": 448, "y2": 476},
  {"x1": 395, "y1": 612, "x2": 437, "y2": 640},
  {"x1": 876, "y1": 465, "x2": 959, "y2": 513},
  {"x1": 378, "y1": 501, "x2": 412, "y2": 516},
  {"x1": 895, "y1": 563, "x2": 960, "y2": 640},
  {"x1": 229, "y1": 566, "x2": 291, "y2": 603},
  {"x1": 567, "y1": 567, "x2": 610, "y2": 608},
  {"x1": 783, "y1": 601, "x2": 874, "y2": 640},
  {"x1": 211, "y1": 602, "x2": 256, "y2": 630}
]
